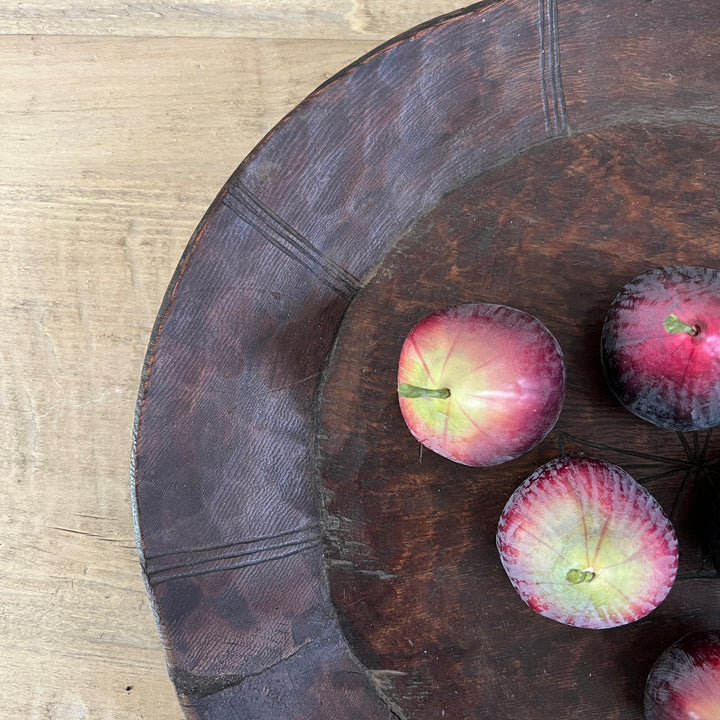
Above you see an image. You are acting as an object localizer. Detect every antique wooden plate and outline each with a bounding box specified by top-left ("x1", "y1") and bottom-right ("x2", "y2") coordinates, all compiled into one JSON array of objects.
[{"x1": 131, "y1": 1, "x2": 720, "y2": 718}]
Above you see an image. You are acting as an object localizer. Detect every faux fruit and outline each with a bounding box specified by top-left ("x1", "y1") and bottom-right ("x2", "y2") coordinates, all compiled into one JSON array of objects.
[
  {"x1": 644, "y1": 630, "x2": 720, "y2": 720},
  {"x1": 601, "y1": 265, "x2": 720, "y2": 431},
  {"x1": 396, "y1": 303, "x2": 565, "y2": 466},
  {"x1": 496, "y1": 455, "x2": 679, "y2": 629}
]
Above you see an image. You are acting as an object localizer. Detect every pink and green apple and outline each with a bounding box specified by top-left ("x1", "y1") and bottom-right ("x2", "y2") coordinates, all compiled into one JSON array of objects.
[
  {"x1": 396, "y1": 303, "x2": 565, "y2": 467},
  {"x1": 496, "y1": 455, "x2": 678, "y2": 629},
  {"x1": 601, "y1": 265, "x2": 720, "y2": 431},
  {"x1": 644, "y1": 630, "x2": 720, "y2": 720}
]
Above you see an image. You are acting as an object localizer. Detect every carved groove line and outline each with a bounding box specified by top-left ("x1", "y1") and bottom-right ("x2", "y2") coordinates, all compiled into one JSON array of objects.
[
  {"x1": 223, "y1": 182, "x2": 361, "y2": 299},
  {"x1": 144, "y1": 524, "x2": 323, "y2": 586},
  {"x1": 538, "y1": 0, "x2": 569, "y2": 136}
]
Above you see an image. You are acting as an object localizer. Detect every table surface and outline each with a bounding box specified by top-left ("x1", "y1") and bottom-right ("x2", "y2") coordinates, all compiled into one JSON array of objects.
[{"x1": 0, "y1": 2, "x2": 466, "y2": 717}]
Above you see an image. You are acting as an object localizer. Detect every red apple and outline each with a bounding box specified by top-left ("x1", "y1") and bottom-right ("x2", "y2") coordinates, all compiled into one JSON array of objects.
[
  {"x1": 644, "y1": 630, "x2": 720, "y2": 720},
  {"x1": 496, "y1": 455, "x2": 678, "y2": 629},
  {"x1": 601, "y1": 265, "x2": 720, "y2": 431},
  {"x1": 396, "y1": 303, "x2": 565, "y2": 466}
]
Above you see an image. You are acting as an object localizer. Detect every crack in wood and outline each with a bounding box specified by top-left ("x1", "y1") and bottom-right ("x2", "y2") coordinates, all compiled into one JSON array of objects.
[{"x1": 170, "y1": 639, "x2": 314, "y2": 699}]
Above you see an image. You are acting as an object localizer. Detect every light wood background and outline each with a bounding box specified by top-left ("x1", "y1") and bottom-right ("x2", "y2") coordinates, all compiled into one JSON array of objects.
[{"x1": 0, "y1": 2, "x2": 466, "y2": 718}]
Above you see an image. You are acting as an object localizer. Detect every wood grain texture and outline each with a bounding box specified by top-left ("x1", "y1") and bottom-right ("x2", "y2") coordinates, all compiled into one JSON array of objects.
[
  {"x1": 0, "y1": 1, "x2": 471, "y2": 39},
  {"x1": 319, "y1": 124, "x2": 720, "y2": 720},
  {"x1": 0, "y1": 2, "x2": 462, "y2": 718}
]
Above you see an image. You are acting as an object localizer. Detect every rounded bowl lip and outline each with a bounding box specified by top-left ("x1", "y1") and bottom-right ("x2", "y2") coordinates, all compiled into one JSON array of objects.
[{"x1": 129, "y1": 0, "x2": 720, "y2": 717}]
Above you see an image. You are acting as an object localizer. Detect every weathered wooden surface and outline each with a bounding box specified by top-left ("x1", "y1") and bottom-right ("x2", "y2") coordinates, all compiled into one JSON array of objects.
[
  {"x1": 0, "y1": 1, "x2": 465, "y2": 38},
  {"x1": 0, "y1": 2, "x2": 463, "y2": 719},
  {"x1": 320, "y1": 124, "x2": 720, "y2": 719}
]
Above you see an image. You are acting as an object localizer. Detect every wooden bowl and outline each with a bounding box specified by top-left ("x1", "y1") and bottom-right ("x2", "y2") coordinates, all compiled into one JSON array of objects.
[{"x1": 131, "y1": 1, "x2": 720, "y2": 718}]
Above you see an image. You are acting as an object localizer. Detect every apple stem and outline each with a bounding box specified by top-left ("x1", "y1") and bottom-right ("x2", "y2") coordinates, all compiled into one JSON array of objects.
[
  {"x1": 664, "y1": 313, "x2": 699, "y2": 336},
  {"x1": 566, "y1": 568, "x2": 595, "y2": 585},
  {"x1": 397, "y1": 383, "x2": 451, "y2": 400}
]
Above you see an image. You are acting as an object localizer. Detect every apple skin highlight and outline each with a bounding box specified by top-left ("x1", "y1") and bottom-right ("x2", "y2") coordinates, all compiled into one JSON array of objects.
[
  {"x1": 601, "y1": 265, "x2": 720, "y2": 431},
  {"x1": 644, "y1": 630, "x2": 720, "y2": 720},
  {"x1": 397, "y1": 303, "x2": 565, "y2": 467},
  {"x1": 496, "y1": 456, "x2": 678, "y2": 630}
]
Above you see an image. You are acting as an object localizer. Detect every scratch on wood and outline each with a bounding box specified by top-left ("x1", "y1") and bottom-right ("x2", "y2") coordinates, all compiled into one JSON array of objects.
[
  {"x1": 269, "y1": 372, "x2": 321, "y2": 393},
  {"x1": 327, "y1": 558, "x2": 397, "y2": 580},
  {"x1": 223, "y1": 181, "x2": 360, "y2": 299},
  {"x1": 143, "y1": 524, "x2": 324, "y2": 585},
  {"x1": 24, "y1": 388, "x2": 39, "y2": 467}
]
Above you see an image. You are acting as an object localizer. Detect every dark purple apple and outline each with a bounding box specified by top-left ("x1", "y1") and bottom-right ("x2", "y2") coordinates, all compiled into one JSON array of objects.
[
  {"x1": 601, "y1": 265, "x2": 720, "y2": 431},
  {"x1": 496, "y1": 455, "x2": 678, "y2": 629},
  {"x1": 397, "y1": 303, "x2": 565, "y2": 466},
  {"x1": 644, "y1": 630, "x2": 720, "y2": 720}
]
